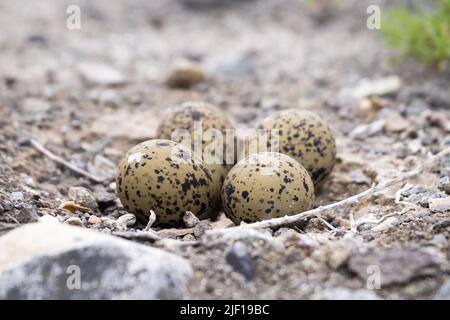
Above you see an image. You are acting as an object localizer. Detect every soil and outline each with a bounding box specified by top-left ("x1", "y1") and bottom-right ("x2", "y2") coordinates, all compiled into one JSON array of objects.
[{"x1": 0, "y1": 0, "x2": 449, "y2": 299}]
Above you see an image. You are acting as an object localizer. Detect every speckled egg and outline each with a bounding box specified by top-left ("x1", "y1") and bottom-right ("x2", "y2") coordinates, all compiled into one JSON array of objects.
[
  {"x1": 116, "y1": 139, "x2": 215, "y2": 227},
  {"x1": 256, "y1": 109, "x2": 336, "y2": 189},
  {"x1": 221, "y1": 152, "x2": 315, "y2": 225},
  {"x1": 156, "y1": 101, "x2": 235, "y2": 209}
]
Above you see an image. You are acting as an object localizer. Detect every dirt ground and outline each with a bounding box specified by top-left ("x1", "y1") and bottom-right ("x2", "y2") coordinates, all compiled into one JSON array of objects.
[{"x1": 0, "y1": 0, "x2": 449, "y2": 299}]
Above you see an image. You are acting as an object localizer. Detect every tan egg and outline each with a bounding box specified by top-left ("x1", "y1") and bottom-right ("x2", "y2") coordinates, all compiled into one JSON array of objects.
[
  {"x1": 116, "y1": 139, "x2": 215, "y2": 227},
  {"x1": 156, "y1": 101, "x2": 235, "y2": 210},
  {"x1": 221, "y1": 152, "x2": 315, "y2": 225},
  {"x1": 254, "y1": 109, "x2": 336, "y2": 189}
]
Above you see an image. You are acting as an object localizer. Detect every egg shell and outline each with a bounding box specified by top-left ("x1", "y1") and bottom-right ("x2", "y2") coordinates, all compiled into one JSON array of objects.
[
  {"x1": 221, "y1": 152, "x2": 315, "y2": 225},
  {"x1": 116, "y1": 139, "x2": 215, "y2": 227},
  {"x1": 156, "y1": 101, "x2": 235, "y2": 210},
  {"x1": 255, "y1": 109, "x2": 336, "y2": 189}
]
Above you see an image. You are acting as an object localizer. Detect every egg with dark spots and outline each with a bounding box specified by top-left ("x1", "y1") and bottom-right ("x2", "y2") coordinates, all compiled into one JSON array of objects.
[
  {"x1": 156, "y1": 101, "x2": 236, "y2": 211},
  {"x1": 221, "y1": 152, "x2": 315, "y2": 225},
  {"x1": 244, "y1": 109, "x2": 336, "y2": 189},
  {"x1": 116, "y1": 139, "x2": 215, "y2": 227}
]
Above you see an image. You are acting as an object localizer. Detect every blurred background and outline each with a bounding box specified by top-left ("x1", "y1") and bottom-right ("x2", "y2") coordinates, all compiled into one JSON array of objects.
[
  {"x1": 1, "y1": 0, "x2": 448, "y2": 180},
  {"x1": 0, "y1": 0, "x2": 450, "y2": 300}
]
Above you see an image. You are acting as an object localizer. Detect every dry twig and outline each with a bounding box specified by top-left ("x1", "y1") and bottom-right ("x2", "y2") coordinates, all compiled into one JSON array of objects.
[
  {"x1": 349, "y1": 213, "x2": 357, "y2": 233},
  {"x1": 30, "y1": 139, "x2": 106, "y2": 183},
  {"x1": 315, "y1": 214, "x2": 340, "y2": 232},
  {"x1": 5, "y1": 213, "x2": 20, "y2": 225},
  {"x1": 144, "y1": 210, "x2": 157, "y2": 230},
  {"x1": 233, "y1": 146, "x2": 450, "y2": 230},
  {"x1": 356, "y1": 211, "x2": 402, "y2": 230},
  {"x1": 113, "y1": 230, "x2": 161, "y2": 241}
]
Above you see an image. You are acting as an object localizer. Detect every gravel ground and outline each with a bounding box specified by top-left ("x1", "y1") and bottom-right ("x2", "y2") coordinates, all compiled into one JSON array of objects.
[{"x1": 0, "y1": 0, "x2": 449, "y2": 299}]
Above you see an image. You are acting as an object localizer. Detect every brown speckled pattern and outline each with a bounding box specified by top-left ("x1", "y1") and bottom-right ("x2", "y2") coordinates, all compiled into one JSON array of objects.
[
  {"x1": 255, "y1": 109, "x2": 336, "y2": 189},
  {"x1": 221, "y1": 152, "x2": 315, "y2": 225},
  {"x1": 116, "y1": 139, "x2": 215, "y2": 227},
  {"x1": 156, "y1": 101, "x2": 235, "y2": 210}
]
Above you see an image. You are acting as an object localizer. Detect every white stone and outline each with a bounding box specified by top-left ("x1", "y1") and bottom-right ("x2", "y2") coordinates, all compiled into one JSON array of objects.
[
  {"x1": 78, "y1": 62, "x2": 125, "y2": 85},
  {"x1": 0, "y1": 221, "x2": 192, "y2": 299}
]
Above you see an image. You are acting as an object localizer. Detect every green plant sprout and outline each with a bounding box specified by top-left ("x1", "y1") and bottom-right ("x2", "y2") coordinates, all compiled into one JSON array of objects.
[{"x1": 381, "y1": 0, "x2": 450, "y2": 69}]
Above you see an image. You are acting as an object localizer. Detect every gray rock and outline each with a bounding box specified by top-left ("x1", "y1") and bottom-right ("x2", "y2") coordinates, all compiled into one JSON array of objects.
[
  {"x1": 68, "y1": 187, "x2": 98, "y2": 211},
  {"x1": 0, "y1": 221, "x2": 192, "y2": 299},
  {"x1": 348, "y1": 248, "x2": 439, "y2": 287},
  {"x1": 438, "y1": 176, "x2": 450, "y2": 194},
  {"x1": 10, "y1": 191, "x2": 24, "y2": 203},
  {"x1": 13, "y1": 206, "x2": 39, "y2": 223},
  {"x1": 225, "y1": 241, "x2": 255, "y2": 281},
  {"x1": 349, "y1": 169, "x2": 371, "y2": 185},
  {"x1": 441, "y1": 155, "x2": 450, "y2": 169},
  {"x1": 93, "y1": 185, "x2": 117, "y2": 204},
  {"x1": 434, "y1": 278, "x2": 450, "y2": 300},
  {"x1": 429, "y1": 197, "x2": 450, "y2": 212},
  {"x1": 400, "y1": 185, "x2": 426, "y2": 198},
  {"x1": 183, "y1": 211, "x2": 200, "y2": 228},
  {"x1": 311, "y1": 287, "x2": 381, "y2": 300},
  {"x1": 206, "y1": 227, "x2": 283, "y2": 251},
  {"x1": 442, "y1": 136, "x2": 450, "y2": 147},
  {"x1": 328, "y1": 91, "x2": 359, "y2": 110},
  {"x1": 65, "y1": 216, "x2": 83, "y2": 226},
  {"x1": 431, "y1": 234, "x2": 448, "y2": 246},
  {"x1": 428, "y1": 86, "x2": 450, "y2": 109},
  {"x1": 400, "y1": 185, "x2": 446, "y2": 207},
  {"x1": 402, "y1": 100, "x2": 428, "y2": 117}
]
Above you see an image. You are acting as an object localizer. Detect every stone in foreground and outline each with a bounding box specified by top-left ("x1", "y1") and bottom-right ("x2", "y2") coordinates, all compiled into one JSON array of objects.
[{"x1": 0, "y1": 220, "x2": 192, "y2": 299}]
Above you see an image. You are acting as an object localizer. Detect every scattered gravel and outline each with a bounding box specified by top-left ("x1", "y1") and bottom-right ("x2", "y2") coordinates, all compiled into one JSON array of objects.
[{"x1": 0, "y1": 0, "x2": 449, "y2": 300}]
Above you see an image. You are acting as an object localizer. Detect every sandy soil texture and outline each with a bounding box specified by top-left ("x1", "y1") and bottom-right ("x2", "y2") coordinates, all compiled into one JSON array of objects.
[{"x1": 0, "y1": 0, "x2": 449, "y2": 299}]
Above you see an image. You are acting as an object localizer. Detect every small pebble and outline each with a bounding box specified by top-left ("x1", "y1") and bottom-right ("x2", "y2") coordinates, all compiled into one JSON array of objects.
[
  {"x1": 429, "y1": 197, "x2": 450, "y2": 212},
  {"x1": 11, "y1": 191, "x2": 24, "y2": 203},
  {"x1": 350, "y1": 75, "x2": 401, "y2": 98},
  {"x1": 93, "y1": 186, "x2": 117, "y2": 204},
  {"x1": 183, "y1": 211, "x2": 200, "y2": 228},
  {"x1": 349, "y1": 119, "x2": 385, "y2": 140},
  {"x1": 65, "y1": 217, "x2": 83, "y2": 226},
  {"x1": 68, "y1": 187, "x2": 98, "y2": 211},
  {"x1": 182, "y1": 234, "x2": 196, "y2": 241},
  {"x1": 100, "y1": 217, "x2": 117, "y2": 228},
  {"x1": 164, "y1": 61, "x2": 204, "y2": 89},
  {"x1": 442, "y1": 136, "x2": 450, "y2": 147},
  {"x1": 212, "y1": 56, "x2": 256, "y2": 77},
  {"x1": 88, "y1": 215, "x2": 102, "y2": 225},
  {"x1": 15, "y1": 206, "x2": 39, "y2": 223},
  {"x1": 78, "y1": 62, "x2": 125, "y2": 86},
  {"x1": 384, "y1": 113, "x2": 409, "y2": 133},
  {"x1": 431, "y1": 234, "x2": 447, "y2": 246},
  {"x1": 438, "y1": 176, "x2": 450, "y2": 194},
  {"x1": 20, "y1": 174, "x2": 35, "y2": 187},
  {"x1": 116, "y1": 213, "x2": 136, "y2": 228},
  {"x1": 225, "y1": 241, "x2": 255, "y2": 281}
]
